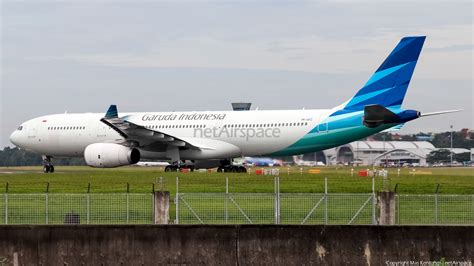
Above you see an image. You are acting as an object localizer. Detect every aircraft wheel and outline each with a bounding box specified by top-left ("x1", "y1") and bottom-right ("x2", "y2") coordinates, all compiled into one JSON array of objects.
[
  {"x1": 164, "y1": 166, "x2": 171, "y2": 172},
  {"x1": 43, "y1": 165, "x2": 50, "y2": 173},
  {"x1": 49, "y1": 165, "x2": 55, "y2": 173}
]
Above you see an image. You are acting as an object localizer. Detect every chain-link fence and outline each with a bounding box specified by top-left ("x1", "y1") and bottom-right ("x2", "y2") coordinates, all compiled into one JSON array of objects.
[
  {"x1": 175, "y1": 192, "x2": 474, "y2": 225},
  {"x1": 174, "y1": 177, "x2": 473, "y2": 225},
  {"x1": 175, "y1": 192, "x2": 377, "y2": 225},
  {"x1": 397, "y1": 194, "x2": 474, "y2": 225},
  {"x1": 0, "y1": 193, "x2": 153, "y2": 224},
  {"x1": 0, "y1": 180, "x2": 473, "y2": 225}
]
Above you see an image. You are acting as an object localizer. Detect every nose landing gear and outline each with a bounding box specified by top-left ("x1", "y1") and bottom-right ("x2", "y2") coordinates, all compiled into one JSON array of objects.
[{"x1": 42, "y1": 155, "x2": 54, "y2": 173}]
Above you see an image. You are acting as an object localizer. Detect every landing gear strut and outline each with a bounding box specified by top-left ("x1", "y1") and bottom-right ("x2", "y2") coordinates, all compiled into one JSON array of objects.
[{"x1": 42, "y1": 155, "x2": 54, "y2": 173}]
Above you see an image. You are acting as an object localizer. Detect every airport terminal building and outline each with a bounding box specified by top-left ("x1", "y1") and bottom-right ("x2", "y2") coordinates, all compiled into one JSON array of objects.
[
  {"x1": 301, "y1": 141, "x2": 470, "y2": 167},
  {"x1": 332, "y1": 141, "x2": 435, "y2": 166}
]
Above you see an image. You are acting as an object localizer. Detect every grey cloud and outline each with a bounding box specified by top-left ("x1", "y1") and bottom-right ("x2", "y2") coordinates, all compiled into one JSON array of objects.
[
  {"x1": 351, "y1": 48, "x2": 375, "y2": 54},
  {"x1": 425, "y1": 44, "x2": 474, "y2": 52},
  {"x1": 1, "y1": 1, "x2": 472, "y2": 147}
]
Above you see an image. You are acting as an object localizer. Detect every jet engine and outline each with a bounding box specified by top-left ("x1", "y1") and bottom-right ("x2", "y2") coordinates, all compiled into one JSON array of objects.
[{"x1": 84, "y1": 143, "x2": 140, "y2": 168}]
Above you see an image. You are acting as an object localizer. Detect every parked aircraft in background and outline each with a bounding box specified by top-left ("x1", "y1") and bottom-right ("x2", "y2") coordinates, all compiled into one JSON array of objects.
[
  {"x1": 243, "y1": 157, "x2": 283, "y2": 167},
  {"x1": 134, "y1": 161, "x2": 170, "y2": 167},
  {"x1": 293, "y1": 156, "x2": 325, "y2": 167},
  {"x1": 10, "y1": 36, "x2": 459, "y2": 173}
]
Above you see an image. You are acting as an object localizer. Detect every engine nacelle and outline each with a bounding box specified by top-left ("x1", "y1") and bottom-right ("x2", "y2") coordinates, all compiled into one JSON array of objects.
[{"x1": 84, "y1": 143, "x2": 140, "y2": 168}]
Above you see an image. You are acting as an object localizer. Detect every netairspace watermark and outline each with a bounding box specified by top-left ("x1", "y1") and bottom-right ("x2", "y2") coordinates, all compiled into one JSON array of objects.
[
  {"x1": 386, "y1": 260, "x2": 472, "y2": 266},
  {"x1": 194, "y1": 127, "x2": 281, "y2": 141}
]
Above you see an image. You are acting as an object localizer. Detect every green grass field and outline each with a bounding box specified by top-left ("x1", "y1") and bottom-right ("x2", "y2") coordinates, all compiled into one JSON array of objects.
[
  {"x1": 0, "y1": 166, "x2": 472, "y2": 194},
  {"x1": 0, "y1": 166, "x2": 472, "y2": 225}
]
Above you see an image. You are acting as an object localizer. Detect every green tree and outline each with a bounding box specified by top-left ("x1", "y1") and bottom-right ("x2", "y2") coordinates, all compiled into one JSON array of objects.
[
  {"x1": 426, "y1": 149, "x2": 451, "y2": 164},
  {"x1": 430, "y1": 131, "x2": 474, "y2": 149},
  {"x1": 454, "y1": 152, "x2": 470, "y2": 162},
  {"x1": 371, "y1": 132, "x2": 393, "y2": 141}
]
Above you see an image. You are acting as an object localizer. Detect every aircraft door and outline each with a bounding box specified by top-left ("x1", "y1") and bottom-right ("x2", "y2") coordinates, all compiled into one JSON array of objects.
[
  {"x1": 317, "y1": 115, "x2": 328, "y2": 133},
  {"x1": 27, "y1": 121, "x2": 38, "y2": 139},
  {"x1": 97, "y1": 122, "x2": 108, "y2": 138}
]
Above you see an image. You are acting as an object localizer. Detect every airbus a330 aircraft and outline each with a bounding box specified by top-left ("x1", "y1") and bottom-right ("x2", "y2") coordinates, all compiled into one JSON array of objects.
[{"x1": 9, "y1": 36, "x2": 459, "y2": 173}]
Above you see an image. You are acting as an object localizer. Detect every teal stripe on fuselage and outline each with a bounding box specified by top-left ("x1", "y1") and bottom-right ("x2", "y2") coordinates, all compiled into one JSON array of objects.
[{"x1": 268, "y1": 112, "x2": 396, "y2": 156}]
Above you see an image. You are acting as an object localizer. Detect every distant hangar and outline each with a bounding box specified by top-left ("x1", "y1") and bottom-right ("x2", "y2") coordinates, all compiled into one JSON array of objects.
[{"x1": 301, "y1": 141, "x2": 470, "y2": 167}]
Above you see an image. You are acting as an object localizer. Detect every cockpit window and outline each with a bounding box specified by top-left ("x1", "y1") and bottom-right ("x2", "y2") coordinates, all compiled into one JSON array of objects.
[{"x1": 17, "y1": 126, "x2": 23, "y2": 131}]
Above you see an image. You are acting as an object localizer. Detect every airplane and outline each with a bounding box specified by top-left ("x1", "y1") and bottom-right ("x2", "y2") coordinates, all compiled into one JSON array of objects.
[
  {"x1": 293, "y1": 155, "x2": 325, "y2": 167},
  {"x1": 243, "y1": 157, "x2": 283, "y2": 167},
  {"x1": 9, "y1": 36, "x2": 460, "y2": 173},
  {"x1": 134, "y1": 161, "x2": 170, "y2": 167}
]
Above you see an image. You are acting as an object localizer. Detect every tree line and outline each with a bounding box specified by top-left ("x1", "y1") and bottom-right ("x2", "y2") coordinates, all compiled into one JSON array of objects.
[
  {"x1": 372, "y1": 131, "x2": 473, "y2": 149},
  {"x1": 0, "y1": 146, "x2": 85, "y2": 167}
]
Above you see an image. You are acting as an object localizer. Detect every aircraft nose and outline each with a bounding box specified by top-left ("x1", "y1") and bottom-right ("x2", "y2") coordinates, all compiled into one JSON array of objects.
[{"x1": 9, "y1": 130, "x2": 19, "y2": 146}]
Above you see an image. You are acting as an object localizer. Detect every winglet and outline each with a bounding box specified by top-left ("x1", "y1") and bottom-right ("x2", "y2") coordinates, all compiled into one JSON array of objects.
[{"x1": 105, "y1": 105, "x2": 118, "y2": 118}]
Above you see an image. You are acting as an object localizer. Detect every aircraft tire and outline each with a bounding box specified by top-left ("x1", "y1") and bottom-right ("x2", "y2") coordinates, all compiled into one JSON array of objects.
[{"x1": 43, "y1": 165, "x2": 50, "y2": 173}]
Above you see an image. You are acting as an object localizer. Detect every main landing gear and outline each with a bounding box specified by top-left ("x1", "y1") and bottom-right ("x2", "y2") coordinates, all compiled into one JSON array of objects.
[
  {"x1": 42, "y1": 155, "x2": 54, "y2": 173},
  {"x1": 217, "y1": 159, "x2": 247, "y2": 173},
  {"x1": 164, "y1": 163, "x2": 194, "y2": 172}
]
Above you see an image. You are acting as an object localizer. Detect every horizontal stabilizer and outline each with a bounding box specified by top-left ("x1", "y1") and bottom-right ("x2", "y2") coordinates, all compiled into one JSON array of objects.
[{"x1": 363, "y1": 104, "x2": 398, "y2": 128}]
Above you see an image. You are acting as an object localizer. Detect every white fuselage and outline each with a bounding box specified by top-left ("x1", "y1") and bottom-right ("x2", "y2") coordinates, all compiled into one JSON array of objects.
[{"x1": 10, "y1": 109, "x2": 332, "y2": 160}]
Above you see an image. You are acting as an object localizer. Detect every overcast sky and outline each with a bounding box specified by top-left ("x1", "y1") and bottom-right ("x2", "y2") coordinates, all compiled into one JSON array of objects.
[{"x1": 1, "y1": 0, "x2": 472, "y2": 148}]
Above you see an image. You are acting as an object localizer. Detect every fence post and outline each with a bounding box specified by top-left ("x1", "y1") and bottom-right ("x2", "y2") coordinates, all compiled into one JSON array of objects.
[
  {"x1": 45, "y1": 183, "x2": 49, "y2": 224},
  {"x1": 153, "y1": 191, "x2": 170, "y2": 224},
  {"x1": 126, "y1": 183, "x2": 130, "y2": 224},
  {"x1": 472, "y1": 195, "x2": 474, "y2": 222},
  {"x1": 274, "y1": 177, "x2": 280, "y2": 224},
  {"x1": 175, "y1": 176, "x2": 179, "y2": 224},
  {"x1": 324, "y1": 177, "x2": 328, "y2": 225},
  {"x1": 435, "y1": 184, "x2": 440, "y2": 225},
  {"x1": 277, "y1": 176, "x2": 280, "y2": 224},
  {"x1": 377, "y1": 192, "x2": 395, "y2": 225},
  {"x1": 225, "y1": 177, "x2": 228, "y2": 224},
  {"x1": 396, "y1": 195, "x2": 400, "y2": 225},
  {"x1": 372, "y1": 176, "x2": 376, "y2": 225},
  {"x1": 87, "y1": 183, "x2": 90, "y2": 224},
  {"x1": 274, "y1": 177, "x2": 277, "y2": 224},
  {"x1": 5, "y1": 183, "x2": 8, "y2": 225}
]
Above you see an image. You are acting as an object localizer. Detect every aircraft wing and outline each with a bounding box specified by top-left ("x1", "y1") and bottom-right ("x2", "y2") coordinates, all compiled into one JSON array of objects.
[{"x1": 100, "y1": 105, "x2": 202, "y2": 150}]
